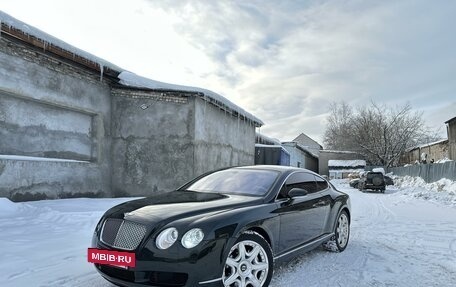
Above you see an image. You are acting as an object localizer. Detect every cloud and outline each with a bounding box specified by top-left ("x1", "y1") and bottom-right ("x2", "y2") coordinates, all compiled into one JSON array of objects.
[
  {"x1": 145, "y1": 0, "x2": 456, "y2": 143},
  {"x1": 2, "y1": 0, "x2": 454, "y2": 144}
]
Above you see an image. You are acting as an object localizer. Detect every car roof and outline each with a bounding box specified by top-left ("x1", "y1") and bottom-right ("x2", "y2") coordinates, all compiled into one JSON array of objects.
[{"x1": 233, "y1": 165, "x2": 318, "y2": 174}]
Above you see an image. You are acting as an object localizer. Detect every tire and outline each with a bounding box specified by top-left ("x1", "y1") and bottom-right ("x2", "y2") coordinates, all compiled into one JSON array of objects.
[
  {"x1": 222, "y1": 232, "x2": 273, "y2": 287},
  {"x1": 372, "y1": 177, "x2": 383, "y2": 186},
  {"x1": 324, "y1": 210, "x2": 350, "y2": 252}
]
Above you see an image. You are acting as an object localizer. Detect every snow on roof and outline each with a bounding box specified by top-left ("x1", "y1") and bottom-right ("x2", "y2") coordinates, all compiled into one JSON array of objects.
[
  {"x1": 0, "y1": 11, "x2": 122, "y2": 72},
  {"x1": 328, "y1": 160, "x2": 366, "y2": 167},
  {"x1": 445, "y1": 116, "x2": 456, "y2": 124},
  {"x1": 329, "y1": 168, "x2": 365, "y2": 173},
  {"x1": 406, "y1": 139, "x2": 448, "y2": 152},
  {"x1": 0, "y1": 11, "x2": 263, "y2": 126},
  {"x1": 417, "y1": 139, "x2": 448, "y2": 148},
  {"x1": 281, "y1": 142, "x2": 319, "y2": 158},
  {"x1": 119, "y1": 71, "x2": 263, "y2": 126},
  {"x1": 256, "y1": 132, "x2": 281, "y2": 145},
  {"x1": 321, "y1": 150, "x2": 359, "y2": 154},
  {"x1": 255, "y1": 144, "x2": 282, "y2": 148}
]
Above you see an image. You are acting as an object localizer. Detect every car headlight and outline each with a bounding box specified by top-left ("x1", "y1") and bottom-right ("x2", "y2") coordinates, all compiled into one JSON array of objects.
[
  {"x1": 181, "y1": 228, "x2": 204, "y2": 249},
  {"x1": 156, "y1": 227, "x2": 178, "y2": 250}
]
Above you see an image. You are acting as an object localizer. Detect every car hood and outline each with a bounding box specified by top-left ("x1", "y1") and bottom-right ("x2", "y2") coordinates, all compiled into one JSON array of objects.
[{"x1": 104, "y1": 190, "x2": 263, "y2": 226}]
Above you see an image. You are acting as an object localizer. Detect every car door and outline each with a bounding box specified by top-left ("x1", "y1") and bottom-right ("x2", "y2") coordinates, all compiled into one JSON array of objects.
[{"x1": 276, "y1": 172, "x2": 330, "y2": 253}]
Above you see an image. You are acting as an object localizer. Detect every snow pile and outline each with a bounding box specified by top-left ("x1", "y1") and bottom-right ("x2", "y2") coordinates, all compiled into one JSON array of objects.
[
  {"x1": 0, "y1": 155, "x2": 89, "y2": 163},
  {"x1": 393, "y1": 176, "x2": 456, "y2": 206},
  {"x1": 436, "y1": 158, "x2": 453, "y2": 163},
  {"x1": 0, "y1": 198, "x2": 20, "y2": 216}
]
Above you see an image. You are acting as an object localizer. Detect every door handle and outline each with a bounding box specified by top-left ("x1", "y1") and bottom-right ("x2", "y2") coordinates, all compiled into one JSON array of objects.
[{"x1": 312, "y1": 200, "x2": 326, "y2": 207}]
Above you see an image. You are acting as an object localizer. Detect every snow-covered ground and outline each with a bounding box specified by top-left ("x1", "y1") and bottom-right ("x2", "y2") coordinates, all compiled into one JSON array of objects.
[{"x1": 1, "y1": 178, "x2": 455, "y2": 287}]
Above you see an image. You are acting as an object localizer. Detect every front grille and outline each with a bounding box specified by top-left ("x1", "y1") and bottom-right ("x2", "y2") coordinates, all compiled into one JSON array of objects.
[
  {"x1": 96, "y1": 264, "x2": 188, "y2": 286},
  {"x1": 101, "y1": 218, "x2": 147, "y2": 250},
  {"x1": 97, "y1": 264, "x2": 135, "y2": 282}
]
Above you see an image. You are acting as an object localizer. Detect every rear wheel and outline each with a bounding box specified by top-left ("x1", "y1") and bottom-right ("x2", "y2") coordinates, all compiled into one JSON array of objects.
[
  {"x1": 324, "y1": 210, "x2": 350, "y2": 252},
  {"x1": 335, "y1": 211, "x2": 350, "y2": 251},
  {"x1": 222, "y1": 232, "x2": 273, "y2": 287}
]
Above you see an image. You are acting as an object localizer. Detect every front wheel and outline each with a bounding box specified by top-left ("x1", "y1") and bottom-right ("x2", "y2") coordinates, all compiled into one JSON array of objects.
[{"x1": 222, "y1": 232, "x2": 273, "y2": 287}]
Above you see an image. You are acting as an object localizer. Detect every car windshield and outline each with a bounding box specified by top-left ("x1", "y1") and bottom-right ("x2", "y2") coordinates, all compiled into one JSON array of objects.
[{"x1": 185, "y1": 169, "x2": 279, "y2": 196}]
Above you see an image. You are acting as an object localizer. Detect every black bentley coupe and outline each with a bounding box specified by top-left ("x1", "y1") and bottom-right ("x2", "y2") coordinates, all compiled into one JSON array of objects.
[{"x1": 90, "y1": 165, "x2": 351, "y2": 287}]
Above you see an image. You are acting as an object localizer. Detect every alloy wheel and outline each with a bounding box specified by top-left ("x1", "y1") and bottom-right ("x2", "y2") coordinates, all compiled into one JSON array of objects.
[
  {"x1": 336, "y1": 213, "x2": 349, "y2": 248},
  {"x1": 223, "y1": 240, "x2": 269, "y2": 287}
]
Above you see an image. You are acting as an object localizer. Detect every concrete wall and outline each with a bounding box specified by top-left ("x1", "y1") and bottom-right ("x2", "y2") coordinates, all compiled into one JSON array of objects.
[
  {"x1": 0, "y1": 35, "x2": 258, "y2": 201},
  {"x1": 110, "y1": 91, "x2": 256, "y2": 197},
  {"x1": 399, "y1": 141, "x2": 449, "y2": 165},
  {"x1": 400, "y1": 148, "x2": 420, "y2": 165},
  {"x1": 0, "y1": 159, "x2": 105, "y2": 201},
  {"x1": 0, "y1": 38, "x2": 112, "y2": 200},
  {"x1": 0, "y1": 92, "x2": 95, "y2": 161},
  {"x1": 110, "y1": 89, "x2": 195, "y2": 197},
  {"x1": 420, "y1": 142, "x2": 448, "y2": 163},
  {"x1": 193, "y1": 97, "x2": 255, "y2": 175}
]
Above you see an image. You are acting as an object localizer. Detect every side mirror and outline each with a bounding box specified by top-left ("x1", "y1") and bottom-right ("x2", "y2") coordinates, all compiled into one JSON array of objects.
[{"x1": 288, "y1": 188, "x2": 308, "y2": 198}]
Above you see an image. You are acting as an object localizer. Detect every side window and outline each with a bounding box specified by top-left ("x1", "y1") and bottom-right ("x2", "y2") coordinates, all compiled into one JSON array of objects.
[
  {"x1": 314, "y1": 175, "x2": 329, "y2": 192},
  {"x1": 278, "y1": 172, "x2": 317, "y2": 199}
]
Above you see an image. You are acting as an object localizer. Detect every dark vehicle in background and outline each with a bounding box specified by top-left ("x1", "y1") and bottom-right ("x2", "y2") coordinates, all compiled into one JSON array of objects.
[
  {"x1": 90, "y1": 165, "x2": 351, "y2": 287},
  {"x1": 358, "y1": 171, "x2": 386, "y2": 192},
  {"x1": 350, "y1": 174, "x2": 394, "y2": 190},
  {"x1": 384, "y1": 175, "x2": 394, "y2": 186},
  {"x1": 349, "y1": 178, "x2": 361, "y2": 189}
]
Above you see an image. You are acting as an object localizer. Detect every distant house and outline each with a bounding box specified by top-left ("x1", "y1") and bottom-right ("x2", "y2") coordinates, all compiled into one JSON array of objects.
[
  {"x1": 446, "y1": 116, "x2": 456, "y2": 160},
  {"x1": 254, "y1": 133, "x2": 290, "y2": 166},
  {"x1": 328, "y1": 160, "x2": 366, "y2": 179},
  {"x1": 281, "y1": 142, "x2": 318, "y2": 172},
  {"x1": 254, "y1": 144, "x2": 290, "y2": 166},
  {"x1": 319, "y1": 150, "x2": 365, "y2": 176},
  {"x1": 293, "y1": 133, "x2": 323, "y2": 157},
  {"x1": 0, "y1": 11, "x2": 263, "y2": 200}
]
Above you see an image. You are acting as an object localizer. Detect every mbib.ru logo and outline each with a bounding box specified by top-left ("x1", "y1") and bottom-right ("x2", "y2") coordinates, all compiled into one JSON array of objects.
[{"x1": 88, "y1": 248, "x2": 136, "y2": 267}]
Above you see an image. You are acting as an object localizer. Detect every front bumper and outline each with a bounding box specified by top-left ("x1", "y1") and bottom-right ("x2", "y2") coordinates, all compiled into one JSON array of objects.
[{"x1": 92, "y1": 236, "x2": 230, "y2": 287}]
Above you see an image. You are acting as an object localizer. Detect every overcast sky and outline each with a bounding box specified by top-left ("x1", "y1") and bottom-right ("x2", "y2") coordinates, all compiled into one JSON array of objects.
[{"x1": 1, "y1": 0, "x2": 455, "y2": 145}]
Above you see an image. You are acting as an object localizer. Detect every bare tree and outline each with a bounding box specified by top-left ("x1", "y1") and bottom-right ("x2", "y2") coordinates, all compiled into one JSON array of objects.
[
  {"x1": 323, "y1": 101, "x2": 355, "y2": 150},
  {"x1": 324, "y1": 101, "x2": 438, "y2": 167}
]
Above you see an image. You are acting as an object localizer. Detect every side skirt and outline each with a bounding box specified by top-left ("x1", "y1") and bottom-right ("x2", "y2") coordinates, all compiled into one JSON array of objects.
[{"x1": 273, "y1": 233, "x2": 335, "y2": 261}]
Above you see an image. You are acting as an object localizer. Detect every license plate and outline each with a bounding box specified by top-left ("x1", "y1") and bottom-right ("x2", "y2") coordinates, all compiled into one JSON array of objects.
[{"x1": 88, "y1": 248, "x2": 136, "y2": 268}]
